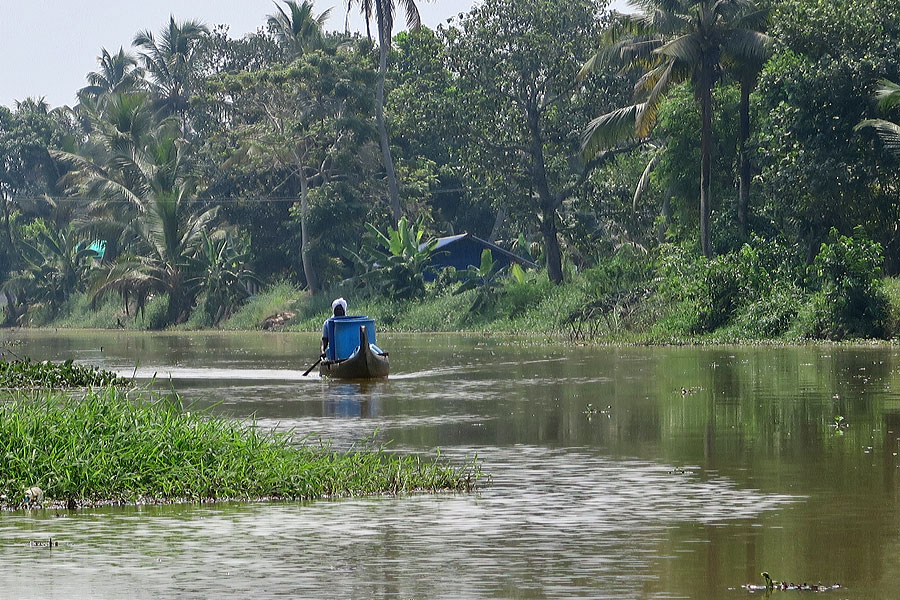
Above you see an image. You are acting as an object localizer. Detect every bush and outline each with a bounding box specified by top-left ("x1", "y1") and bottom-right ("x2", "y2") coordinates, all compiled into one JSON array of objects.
[
  {"x1": 881, "y1": 277, "x2": 900, "y2": 338},
  {"x1": 501, "y1": 271, "x2": 552, "y2": 317},
  {"x1": 733, "y1": 284, "x2": 804, "y2": 338},
  {"x1": 654, "y1": 238, "x2": 808, "y2": 336},
  {"x1": 811, "y1": 227, "x2": 888, "y2": 338},
  {"x1": 51, "y1": 293, "x2": 121, "y2": 329}
]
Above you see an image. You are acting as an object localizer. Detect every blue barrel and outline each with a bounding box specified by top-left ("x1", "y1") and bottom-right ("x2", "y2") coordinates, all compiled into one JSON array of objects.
[{"x1": 325, "y1": 316, "x2": 376, "y2": 360}]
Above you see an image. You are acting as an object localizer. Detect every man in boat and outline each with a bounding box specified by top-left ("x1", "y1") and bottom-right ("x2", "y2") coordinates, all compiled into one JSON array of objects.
[{"x1": 321, "y1": 297, "x2": 347, "y2": 359}]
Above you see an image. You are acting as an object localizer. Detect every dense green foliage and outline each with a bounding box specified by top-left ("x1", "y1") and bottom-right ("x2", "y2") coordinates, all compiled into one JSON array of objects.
[
  {"x1": 0, "y1": 358, "x2": 129, "y2": 389},
  {"x1": 3, "y1": 0, "x2": 900, "y2": 340},
  {"x1": 0, "y1": 387, "x2": 481, "y2": 508}
]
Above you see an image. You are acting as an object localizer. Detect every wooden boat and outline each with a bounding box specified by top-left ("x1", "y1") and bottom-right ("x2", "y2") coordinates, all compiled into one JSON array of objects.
[{"x1": 319, "y1": 325, "x2": 389, "y2": 379}]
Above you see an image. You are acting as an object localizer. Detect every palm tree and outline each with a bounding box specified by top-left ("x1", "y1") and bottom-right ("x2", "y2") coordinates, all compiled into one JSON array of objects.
[
  {"x1": 79, "y1": 47, "x2": 144, "y2": 99},
  {"x1": 55, "y1": 104, "x2": 217, "y2": 325},
  {"x1": 857, "y1": 79, "x2": 900, "y2": 159},
  {"x1": 727, "y1": 6, "x2": 771, "y2": 239},
  {"x1": 580, "y1": 0, "x2": 770, "y2": 257},
  {"x1": 132, "y1": 16, "x2": 209, "y2": 128},
  {"x1": 88, "y1": 134, "x2": 218, "y2": 325},
  {"x1": 347, "y1": 0, "x2": 420, "y2": 222},
  {"x1": 268, "y1": 0, "x2": 333, "y2": 58}
]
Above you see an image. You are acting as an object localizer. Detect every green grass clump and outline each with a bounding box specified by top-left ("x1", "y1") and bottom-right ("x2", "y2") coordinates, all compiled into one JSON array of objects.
[
  {"x1": 0, "y1": 388, "x2": 482, "y2": 508},
  {"x1": 0, "y1": 359, "x2": 130, "y2": 389}
]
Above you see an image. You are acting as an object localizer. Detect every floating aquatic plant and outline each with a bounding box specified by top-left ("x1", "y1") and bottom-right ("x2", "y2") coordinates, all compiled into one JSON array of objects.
[
  {"x1": 741, "y1": 572, "x2": 841, "y2": 593},
  {"x1": 0, "y1": 358, "x2": 130, "y2": 389}
]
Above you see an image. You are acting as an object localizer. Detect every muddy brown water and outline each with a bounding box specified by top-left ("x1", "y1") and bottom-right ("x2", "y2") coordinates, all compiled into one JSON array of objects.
[{"x1": 2, "y1": 330, "x2": 899, "y2": 598}]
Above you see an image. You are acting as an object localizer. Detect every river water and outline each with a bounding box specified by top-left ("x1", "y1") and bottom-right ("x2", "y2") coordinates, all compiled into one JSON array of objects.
[{"x1": 2, "y1": 330, "x2": 900, "y2": 598}]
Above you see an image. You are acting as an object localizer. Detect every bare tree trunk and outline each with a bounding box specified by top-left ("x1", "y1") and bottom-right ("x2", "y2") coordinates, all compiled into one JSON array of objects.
[
  {"x1": 737, "y1": 75, "x2": 752, "y2": 240},
  {"x1": 526, "y1": 105, "x2": 564, "y2": 284},
  {"x1": 488, "y1": 207, "x2": 506, "y2": 243},
  {"x1": 540, "y1": 210, "x2": 564, "y2": 284},
  {"x1": 376, "y1": 32, "x2": 402, "y2": 222},
  {"x1": 1, "y1": 193, "x2": 14, "y2": 258},
  {"x1": 699, "y1": 70, "x2": 713, "y2": 258},
  {"x1": 299, "y1": 170, "x2": 319, "y2": 292}
]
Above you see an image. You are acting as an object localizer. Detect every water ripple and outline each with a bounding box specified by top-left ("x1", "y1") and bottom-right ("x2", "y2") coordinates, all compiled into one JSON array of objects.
[{"x1": 1, "y1": 446, "x2": 797, "y2": 599}]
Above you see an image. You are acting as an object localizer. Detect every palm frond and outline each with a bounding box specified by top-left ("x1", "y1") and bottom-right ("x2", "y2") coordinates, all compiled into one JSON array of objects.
[
  {"x1": 400, "y1": 0, "x2": 421, "y2": 30},
  {"x1": 875, "y1": 79, "x2": 900, "y2": 111},
  {"x1": 653, "y1": 31, "x2": 703, "y2": 65},
  {"x1": 581, "y1": 103, "x2": 647, "y2": 159},
  {"x1": 633, "y1": 148, "x2": 663, "y2": 212},
  {"x1": 857, "y1": 118, "x2": 900, "y2": 157},
  {"x1": 636, "y1": 60, "x2": 680, "y2": 136},
  {"x1": 721, "y1": 28, "x2": 772, "y2": 64}
]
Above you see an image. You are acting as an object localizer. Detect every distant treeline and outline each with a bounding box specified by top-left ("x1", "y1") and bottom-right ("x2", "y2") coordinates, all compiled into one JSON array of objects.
[{"x1": 1, "y1": 0, "x2": 899, "y2": 339}]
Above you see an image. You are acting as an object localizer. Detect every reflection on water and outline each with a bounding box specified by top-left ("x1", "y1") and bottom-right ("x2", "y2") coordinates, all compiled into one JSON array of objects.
[
  {"x1": 1, "y1": 447, "x2": 796, "y2": 599},
  {"x1": 3, "y1": 330, "x2": 900, "y2": 597}
]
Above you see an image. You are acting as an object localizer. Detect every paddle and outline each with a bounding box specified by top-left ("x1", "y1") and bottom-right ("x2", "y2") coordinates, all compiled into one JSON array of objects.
[{"x1": 302, "y1": 356, "x2": 323, "y2": 377}]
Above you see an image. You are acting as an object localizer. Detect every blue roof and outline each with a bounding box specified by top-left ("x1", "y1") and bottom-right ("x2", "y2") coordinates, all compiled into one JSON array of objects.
[{"x1": 420, "y1": 232, "x2": 538, "y2": 269}]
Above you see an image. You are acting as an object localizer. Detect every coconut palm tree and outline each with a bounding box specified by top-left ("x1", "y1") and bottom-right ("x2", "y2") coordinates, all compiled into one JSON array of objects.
[
  {"x1": 580, "y1": 0, "x2": 771, "y2": 257},
  {"x1": 86, "y1": 133, "x2": 218, "y2": 325},
  {"x1": 347, "y1": 0, "x2": 420, "y2": 222},
  {"x1": 132, "y1": 16, "x2": 209, "y2": 129},
  {"x1": 79, "y1": 47, "x2": 145, "y2": 99},
  {"x1": 55, "y1": 102, "x2": 218, "y2": 325},
  {"x1": 727, "y1": 6, "x2": 771, "y2": 239},
  {"x1": 268, "y1": 0, "x2": 333, "y2": 58}
]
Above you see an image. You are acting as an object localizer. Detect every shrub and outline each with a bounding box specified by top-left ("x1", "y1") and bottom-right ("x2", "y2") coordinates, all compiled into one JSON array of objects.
[
  {"x1": 811, "y1": 227, "x2": 888, "y2": 338},
  {"x1": 881, "y1": 277, "x2": 900, "y2": 338}
]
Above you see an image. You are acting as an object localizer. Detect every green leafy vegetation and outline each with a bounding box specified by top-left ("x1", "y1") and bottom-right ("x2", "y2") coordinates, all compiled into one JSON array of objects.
[
  {"x1": 0, "y1": 387, "x2": 482, "y2": 508},
  {"x1": 2, "y1": 0, "x2": 900, "y2": 342},
  {"x1": 0, "y1": 358, "x2": 130, "y2": 389}
]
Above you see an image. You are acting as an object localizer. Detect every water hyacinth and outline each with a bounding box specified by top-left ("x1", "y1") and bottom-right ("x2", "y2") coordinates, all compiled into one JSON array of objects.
[
  {"x1": 0, "y1": 387, "x2": 482, "y2": 509},
  {"x1": 0, "y1": 358, "x2": 130, "y2": 389}
]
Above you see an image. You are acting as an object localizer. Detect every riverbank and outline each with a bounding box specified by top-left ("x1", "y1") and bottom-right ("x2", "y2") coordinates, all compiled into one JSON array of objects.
[
  {"x1": 11, "y1": 236, "x2": 900, "y2": 344},
  {"x1": 0, "y1": 372, "x2": 482, "y2": 511}
]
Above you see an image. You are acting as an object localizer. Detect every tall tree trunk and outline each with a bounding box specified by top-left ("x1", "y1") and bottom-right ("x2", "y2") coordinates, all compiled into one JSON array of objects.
[
  {"x1": 737, "y1": 75, "x2": 752, "y2": 240},
  {"x1": 699, "y1": 70, "x2": 713, "y2": 258},
  {"x1": 1, "y1": 193, "x2": 14, "y2": 259},
  {"x1": 526, "y1": 105, "x2": 563, "y2": 284},
  {"x1": 299, "y1": 170, "x2": 319, "y2": 292},
  {"x1": 488, "y1": 207, "x2": 506, "y2": 243},
  {"x1": 376, "y1": 30, "x2": 402, "y2": 223},
  {"x1": 540, "y1": 209, "x2": 563, "y2": 284}
]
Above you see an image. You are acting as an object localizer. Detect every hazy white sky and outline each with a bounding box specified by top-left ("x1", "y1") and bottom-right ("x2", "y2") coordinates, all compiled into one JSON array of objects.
[{"x1": 0, "y1": 0, "x2": 630, "y2": 109}]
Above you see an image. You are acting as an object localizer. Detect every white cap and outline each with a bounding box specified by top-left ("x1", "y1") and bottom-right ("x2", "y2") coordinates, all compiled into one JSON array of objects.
[{"x1": 331, "y1": 297, "x2": 348, "y2": 313}]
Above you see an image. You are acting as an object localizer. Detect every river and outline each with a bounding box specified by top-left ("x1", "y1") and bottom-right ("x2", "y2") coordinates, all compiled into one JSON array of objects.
[{"x1": 2, "y1": 330, "x2": 899, "y2": 598}]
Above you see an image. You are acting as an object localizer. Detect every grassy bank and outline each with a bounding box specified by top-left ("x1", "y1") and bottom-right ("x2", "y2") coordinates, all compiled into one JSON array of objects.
[
  {"x1": 0, "y1": 386, "x2": 482, "y2": 510},
  {"x1": 28, "y1": 274, "x2": 900, "y2": 344},
  {"x1": 23, "y1": 234, "x2": 900, "y2": 344}
]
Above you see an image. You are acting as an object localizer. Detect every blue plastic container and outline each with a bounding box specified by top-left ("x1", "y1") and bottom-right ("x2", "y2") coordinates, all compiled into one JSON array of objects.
[{"x1": 325, "y1": 316, "x2": 376, "y2": 360}]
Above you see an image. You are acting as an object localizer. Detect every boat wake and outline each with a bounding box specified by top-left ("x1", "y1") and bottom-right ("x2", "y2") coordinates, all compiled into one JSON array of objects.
[{"x1": 121, "y1": 367, "x2": 318, "y2": 381}]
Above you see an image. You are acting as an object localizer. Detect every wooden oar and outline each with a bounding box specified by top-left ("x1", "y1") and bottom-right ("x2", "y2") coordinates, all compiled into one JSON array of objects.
[{"x1": 302, "y1": 356, "x2": 323, "y2": 377}]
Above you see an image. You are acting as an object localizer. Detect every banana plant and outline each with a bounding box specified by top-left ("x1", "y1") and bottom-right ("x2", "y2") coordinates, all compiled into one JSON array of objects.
[
  {"x1": 356, "y1": 216, "x2": 438, "y2": 300},
  {"x1": 187, "y1": 230, "x2": 260, "y2": 324},
  {"x1": 453, "y1": 248, "x2": 508, "y2": 313},
  {"x1": 2, "y1": 223, "x2": 99, "y2": 320}
]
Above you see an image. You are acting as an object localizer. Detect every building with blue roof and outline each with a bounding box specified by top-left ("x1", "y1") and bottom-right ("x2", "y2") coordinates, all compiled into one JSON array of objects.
[{"x1": 421, "y1": 233, "x2": 538, "y2": 279}]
